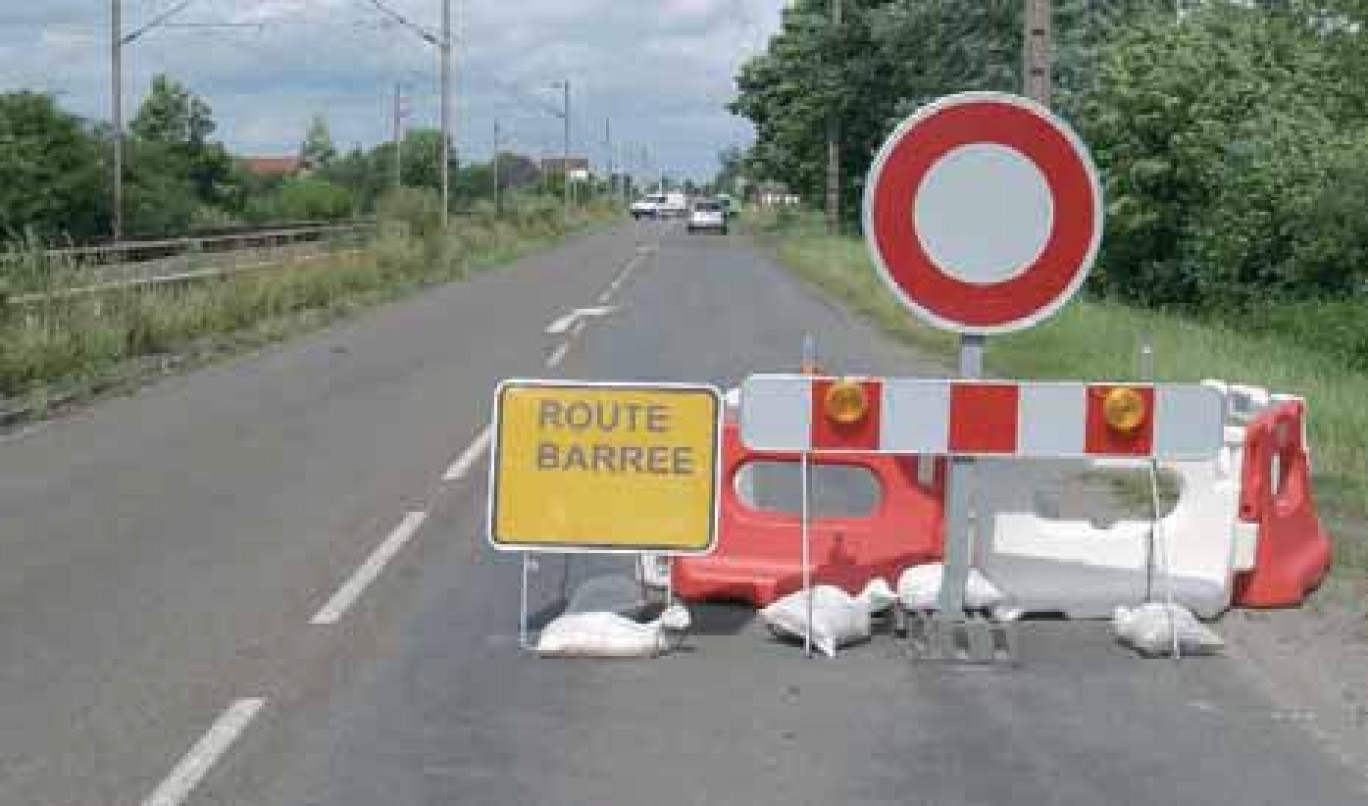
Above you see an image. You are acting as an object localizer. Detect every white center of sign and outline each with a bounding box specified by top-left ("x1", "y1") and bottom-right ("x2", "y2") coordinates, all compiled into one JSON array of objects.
[{"x1": 913, "y1": 143, "x2": 1054, "y2": 286}]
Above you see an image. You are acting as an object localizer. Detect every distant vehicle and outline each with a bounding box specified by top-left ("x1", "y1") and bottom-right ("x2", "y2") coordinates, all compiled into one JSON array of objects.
[
  {"x1": 687, "y1": 199, "x2": 728, "y2": 235},
  {"x1": 659, "y1": 191, "x2": 689, "y2": 219},
  {"x1": 717, "y1": 193, "x2": 739, "y2": 218},
  {"x1": 630, "y1": 194, "x2": 665, "y2": 220}
]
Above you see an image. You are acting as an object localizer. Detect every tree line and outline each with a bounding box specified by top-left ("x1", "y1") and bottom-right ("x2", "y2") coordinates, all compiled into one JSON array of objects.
[
  {"x1": 730, "y1": 0, "x2": 1368, "y2": 316},
  {"x1": 0, "y1": 74, "x2": 553, "y2": 244}
]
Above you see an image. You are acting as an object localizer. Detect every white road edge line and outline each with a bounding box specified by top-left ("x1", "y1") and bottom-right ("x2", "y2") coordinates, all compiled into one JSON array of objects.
[
  {"x1": 570, "y1": 320, "x2": 587, "y2": 338},
  {"x1": 546, "y1": 342, "x2": 571, "y2": 368},
  {"x1": 142, "y1": 698, "x2": 266, "y2": 806},
  {"x1": 310, "y1": 512, "x2": 428, "y2": 625},
  {"x1": 443, "y1": 425, "x2": 493, "y2": 482}
]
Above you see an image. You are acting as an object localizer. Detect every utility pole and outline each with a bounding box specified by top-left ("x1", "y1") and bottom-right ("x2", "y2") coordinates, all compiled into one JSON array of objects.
[
  {"x1": 563, "y1": 80, "x2": 572, "y2": 215},
  {"x1": 604, "y1": 118, "x2": 613, "y2": 201},
  {"x1": 111, "y1": 0, "x2": 123, "y2": 240},
  {"x1": 1024, "y1": 0, "x2": 1052, "y2": 105},
  {"x1": 493, "y1": 119, "x2": 502, "y2": 216},
  {"x1": 393, "y1": 83, "x2": 405, "y2": 191},
  {"x1": 108, "y1": 0, "x2": 254, "y2": 240},
  {"x1": 825, "y1": 0, "x2": 842, "y2": 235},
  {"x1": 364, "y1": 1, "x2": 451, "y2": 227},
  {"x1": 550, "y1": 80, "x2": 571, "y2": 220},
  {"x1": 440, "y1": 0, "x2": 452, "y2": 229}
]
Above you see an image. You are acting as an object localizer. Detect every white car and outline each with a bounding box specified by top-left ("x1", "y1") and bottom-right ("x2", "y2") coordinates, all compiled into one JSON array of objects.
[
  {"x1": 687, "y1": 199, "x2": 728, "y2": 235},
  {"x1": 630, "y1": 194, "x2": 665, "y2": 219},
  {"x1": 659, "y1": 191, "x2": 689, "y2": 219}
]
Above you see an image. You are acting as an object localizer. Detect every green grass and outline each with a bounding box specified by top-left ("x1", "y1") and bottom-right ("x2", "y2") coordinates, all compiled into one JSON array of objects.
[
  {"x1": 0, "y1": 197, "x2": 618, "y2": 413},
  {"x1": 750, "y1": 210, "x2": 1368, "y2": 573}
]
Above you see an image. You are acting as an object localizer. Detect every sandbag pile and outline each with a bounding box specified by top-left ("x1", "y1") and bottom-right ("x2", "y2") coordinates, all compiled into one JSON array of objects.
[
  {"x1": 896, "y1": 563, "x2": 1023, "y2": 622},
  {"x1": 760, "y1": 579, "x2": 895, "y2": 658},
  {"x1": 536, "y1": 604, "x2": 691, "y2": 659},
  {"x1": 1112, "y1": 603, "x2": 1224, "y2": 658}
]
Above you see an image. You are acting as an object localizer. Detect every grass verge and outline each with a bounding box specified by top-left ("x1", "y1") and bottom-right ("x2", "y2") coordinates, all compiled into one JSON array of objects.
[
  {"x1": 749, "y1": 210, "x2": 1368, "y2": 574},
  {"x1": 0, "y1": 196, "x2": 618, "y2": 419}
]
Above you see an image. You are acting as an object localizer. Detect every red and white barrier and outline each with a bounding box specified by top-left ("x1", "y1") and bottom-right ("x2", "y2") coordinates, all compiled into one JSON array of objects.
[
  {"x1": 671, "y1": 379, "x2": 1330, "y2": 618},
  {"x1": 740, "y1": 374, "x2": 1224, "y2": 460},
  {"x1": 977, "y1": 381, "x2": 1330, "y2": 618},
  {"x1": 1231, "y1": 395, "x2": 1332, "y2": 607}
]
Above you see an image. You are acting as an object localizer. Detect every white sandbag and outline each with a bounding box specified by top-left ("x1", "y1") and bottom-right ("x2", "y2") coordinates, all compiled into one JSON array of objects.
[
  {"x1": 760, "y1": 579, "x2": 892, "y2": 658},
  {"x1": 536, "y1": 604, "x2": 691, "y2": 659},
  {"x1": 1112, "y1": 603, "x2": 1224, "y2": 658},
  {"x1": 897, "y1": 563, "x2": 1006, "y2": 611},
  {"x1": 858, "y1": 577, "x2": 897, "y2": 614}
]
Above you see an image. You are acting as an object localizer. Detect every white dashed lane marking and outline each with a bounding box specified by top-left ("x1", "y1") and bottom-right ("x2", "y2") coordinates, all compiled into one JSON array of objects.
[
  {"x1": 443, "y1": 426, "x2": 492, "y2": 482},
  {"x1": 141, "y1": 698, "x2": 266, "y2": 806},
  {"x1": 546, "y1": 342, "x2": 571, "y2": 368},
  {"x1": 310, "y1": 512, "x2": 428, "y2": 626}
]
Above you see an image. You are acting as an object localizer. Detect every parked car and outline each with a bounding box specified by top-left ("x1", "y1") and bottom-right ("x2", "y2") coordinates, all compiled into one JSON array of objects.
[
  {"x1": 717, "y1": 193, "x2": 739, "y2": 218},
  {"x1": 630, "y1": 194, "x2": 665, "y2": 219},
  {"x1": 687, "y1": 199, "x2": 728, "y2": 235}
]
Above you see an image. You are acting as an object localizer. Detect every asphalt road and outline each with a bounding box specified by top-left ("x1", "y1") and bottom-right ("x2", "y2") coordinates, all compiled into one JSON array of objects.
[{"x1": 1, "y1": 220, "x2": 1363, "y2": 806}]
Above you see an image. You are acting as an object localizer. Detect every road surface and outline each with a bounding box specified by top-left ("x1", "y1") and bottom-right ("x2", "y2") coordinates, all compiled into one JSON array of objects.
[{"x1": 0, "y1": 221, "x2": 1362, "y2": 806}]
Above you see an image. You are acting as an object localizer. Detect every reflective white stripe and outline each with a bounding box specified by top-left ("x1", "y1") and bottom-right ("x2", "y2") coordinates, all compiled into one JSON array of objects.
[
  {"x1": 1154, "y1": 384, "x2": 1225, "y2": 460},
  {"x1": 740, "y1": 375, "x2": 813, "y2": 451},
  {"x1": 1018, "y1": 383, "x2": 1085, "y2": 456},
  {"x1": 881, "y1": 379, "x2": 950, "y2": 453}
]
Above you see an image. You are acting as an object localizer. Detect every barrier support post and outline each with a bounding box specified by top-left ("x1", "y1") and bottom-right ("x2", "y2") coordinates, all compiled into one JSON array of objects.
[{"x1": 937, "y1": 334, "x2": 984, "y2": 615}]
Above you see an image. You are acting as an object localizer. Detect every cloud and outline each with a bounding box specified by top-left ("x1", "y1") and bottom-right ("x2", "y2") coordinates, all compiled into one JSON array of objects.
[{"x1": 0, "y1": 0, "x2": 784, "y2": 179}]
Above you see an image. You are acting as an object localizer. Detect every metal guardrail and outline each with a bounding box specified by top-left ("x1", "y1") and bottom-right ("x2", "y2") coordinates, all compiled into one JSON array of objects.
[
  {"x1": 2, "y1": 222, "x2": 375, "y2": 307},
  {"x1": 6, "y1": 249, "x2": 368, "y2": 306},
  {"x1": 1, "y1": 222, "x2": 374, "y2": 271}
]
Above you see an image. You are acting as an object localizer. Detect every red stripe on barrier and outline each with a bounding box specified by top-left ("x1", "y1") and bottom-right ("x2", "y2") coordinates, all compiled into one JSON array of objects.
[{"x1": 949, "y1": 382, "x2": 1019, "y2": 454}]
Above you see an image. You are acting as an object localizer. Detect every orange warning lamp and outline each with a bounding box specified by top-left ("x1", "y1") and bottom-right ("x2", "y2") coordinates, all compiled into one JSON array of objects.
[
  {"x1": 1102, "y1": 386, "x2": 1148, "y2": 433},
  {"x1": 824, "y1": 379, "x2": 869, "y2": 426}
]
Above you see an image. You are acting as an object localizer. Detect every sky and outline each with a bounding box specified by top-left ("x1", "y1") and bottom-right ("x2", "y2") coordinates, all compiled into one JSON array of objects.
[{"x1": 0, "y1": 0, "x2": 786, "y2": 180}]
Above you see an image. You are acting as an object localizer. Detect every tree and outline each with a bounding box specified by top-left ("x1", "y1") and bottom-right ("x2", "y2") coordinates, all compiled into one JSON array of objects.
[
  {"x1": 0, "y1": 92, "x2": 108, "y2": 241},
  {"x1": 131, "y1": 74, "x2": 214, "y2": 146},
  {"x1": 300, "y1": 115, "x2": 337, "y2": 170},
  {"x1": 398, "y1": 128, "x2": 445, "y2": 191},
  {"x1": 495, "y1": 152, "x2": 540, "y2": 191},
  {"x1": 274, "y1": 177, "x2": 353, "y2": 221},
  {"x1": 1079, "y1": 2, "x2": 1368, "y2": 306},
  {"x1": 128, "y1": 74, "x2": 235, "y2": 226},
  {"x1": 713, "y1": 146, "x2": 747, "y2": 197}
]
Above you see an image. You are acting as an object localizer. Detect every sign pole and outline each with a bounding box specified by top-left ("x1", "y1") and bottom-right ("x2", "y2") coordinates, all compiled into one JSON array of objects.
[
  {"x1": 520, "y1": 553, "x2": 532, "y2": 650},
  {"x1": 801, "y1": 451, "x2": 814, "y2": 657},
  {"x1": 800, "y1": 333, "x2": 816, "y2": 657},
  {"x1": 937, "y1": 334, "x2": 984, "y2": 616}
]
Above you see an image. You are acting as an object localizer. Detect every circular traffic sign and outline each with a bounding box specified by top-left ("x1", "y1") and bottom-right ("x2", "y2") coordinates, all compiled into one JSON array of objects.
[{"x1": 862, "y1": 92, "x2": 1103, "y2": 335}]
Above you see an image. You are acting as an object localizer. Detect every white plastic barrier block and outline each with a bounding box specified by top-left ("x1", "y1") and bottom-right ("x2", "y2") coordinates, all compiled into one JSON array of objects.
[{"x1": 976, "y1": 380, "x2": 1293, "y2": 619}]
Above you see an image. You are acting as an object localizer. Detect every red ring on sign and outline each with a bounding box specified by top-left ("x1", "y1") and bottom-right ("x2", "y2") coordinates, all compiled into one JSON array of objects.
[{"x1": 869, "y1": 98, "x2": 1099, "y2": 330}]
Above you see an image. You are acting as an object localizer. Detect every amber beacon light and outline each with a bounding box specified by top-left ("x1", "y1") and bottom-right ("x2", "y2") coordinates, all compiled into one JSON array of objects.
[
  {"x1": 1102, "y1": 386, "x2": 1148, "y2": 433},
  {"x1": 824, "y1": 379, "x2": 870, "y2": 426}
]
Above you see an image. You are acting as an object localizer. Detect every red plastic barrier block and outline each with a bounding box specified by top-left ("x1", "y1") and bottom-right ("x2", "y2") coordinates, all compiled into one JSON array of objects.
[
  {"x1": 1232, "y1": 400, "x2": 1333, "y2": 608},
  {"x1": 673, "y1": 419, "x2": 945, "y2": 607}
]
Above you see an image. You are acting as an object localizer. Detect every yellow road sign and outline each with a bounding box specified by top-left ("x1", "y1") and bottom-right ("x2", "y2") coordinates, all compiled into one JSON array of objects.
[{"x1": 488, "y1": 380, "x2": 722, "y2": 554}]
